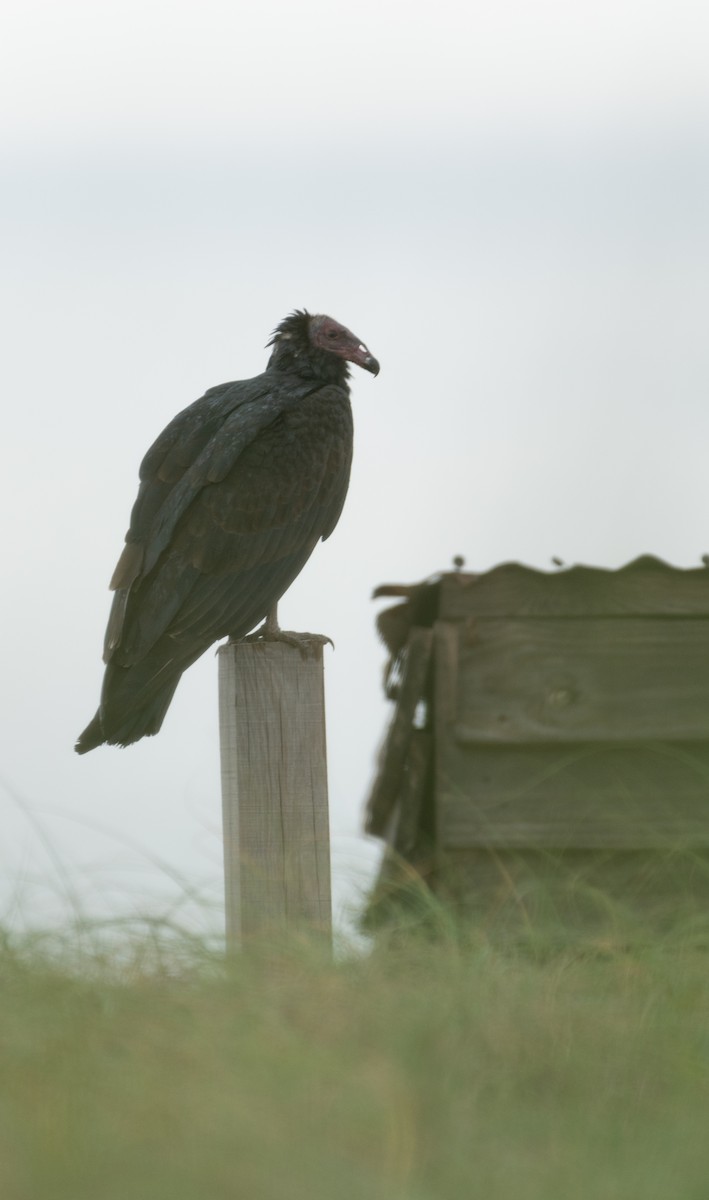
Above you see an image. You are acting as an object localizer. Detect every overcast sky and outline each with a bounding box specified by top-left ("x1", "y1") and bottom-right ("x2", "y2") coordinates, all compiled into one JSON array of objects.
[{"x1": 2, "y1": 0, "x2": 709, "y2": 937}]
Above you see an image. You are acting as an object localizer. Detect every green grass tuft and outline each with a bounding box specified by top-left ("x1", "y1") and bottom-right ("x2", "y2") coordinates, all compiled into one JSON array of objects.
[{"x1": 1, "y1": 915, "x2": 709, "y2": 1199}]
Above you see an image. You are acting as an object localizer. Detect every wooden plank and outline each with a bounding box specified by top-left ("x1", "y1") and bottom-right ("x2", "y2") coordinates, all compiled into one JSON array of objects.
[
  {"x1": 436, "y1": 847, "x2": 709, "y2": 925},
  {"x1": 433, "y1": 619, "x2": 459, "y2": 729},
  {"x1": 451, "y1": 617, "x2": 709, "y2": 744},
  {"x1": 391, "y1": 730, "x2": 433, "y2": 857},
  {"x1": 218, "y1": 641, "x2": 331, "y2": 947},
  {"x1": 365, "y1": 628, "x2": 433, "y2": 836},
  {"x1": 432, "y1": 620, "x2": 460, "y2": 850},
  {"x1": 439, "y1": 558, "x2": 709, "y2": 619},
  {"x1": 437, "y1": 742, "x2": 709, "y2": 848}
]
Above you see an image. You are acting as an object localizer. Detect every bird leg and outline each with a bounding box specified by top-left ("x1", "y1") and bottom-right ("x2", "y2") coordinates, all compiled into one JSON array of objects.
[{"x1": 234, "y1": 603, "x2": 334, "y2": 658}]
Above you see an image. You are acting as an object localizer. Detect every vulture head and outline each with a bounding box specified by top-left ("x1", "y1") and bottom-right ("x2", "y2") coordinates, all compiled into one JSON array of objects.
[{"x1": 267, "y1": 309, "x2": 380, "y2": 382}]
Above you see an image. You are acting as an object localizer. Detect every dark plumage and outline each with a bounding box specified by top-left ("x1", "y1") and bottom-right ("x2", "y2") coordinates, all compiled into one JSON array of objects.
[{"x1": 76, "y1": 310, "x2": 379, "y2": 753}]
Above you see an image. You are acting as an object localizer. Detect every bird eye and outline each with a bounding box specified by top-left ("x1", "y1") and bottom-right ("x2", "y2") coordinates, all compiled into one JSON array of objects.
[{"x1": 327, "y1": 329, "x2": 338, "y2": 339}]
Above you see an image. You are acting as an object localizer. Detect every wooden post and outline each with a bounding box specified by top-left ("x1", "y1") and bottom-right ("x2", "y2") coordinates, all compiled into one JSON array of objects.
[{"x1": 218, "y1": 640, "x2": 332, "y2": 949}]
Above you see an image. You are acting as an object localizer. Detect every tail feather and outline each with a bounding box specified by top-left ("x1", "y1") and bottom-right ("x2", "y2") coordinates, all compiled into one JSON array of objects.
[
  {"x1": 75, "y1": 712, "x2": 105, "y2": 755},
  {"x1": 74, "y1": 676, "x2": 181, "y2": 753},
  {"x1": 74, "y1": 636, "x2": 208, "y2": 753}
]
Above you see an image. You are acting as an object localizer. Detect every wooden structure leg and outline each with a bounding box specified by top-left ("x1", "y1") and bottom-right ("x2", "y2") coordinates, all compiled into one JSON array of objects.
[{"x1": 218, "y1": 641, "x2": 332, "y2": 949}]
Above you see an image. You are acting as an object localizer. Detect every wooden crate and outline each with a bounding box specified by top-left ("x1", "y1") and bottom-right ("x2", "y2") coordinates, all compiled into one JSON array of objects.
[{"x1": 366, "y1": 557, "x2": 709, "y2": 927}]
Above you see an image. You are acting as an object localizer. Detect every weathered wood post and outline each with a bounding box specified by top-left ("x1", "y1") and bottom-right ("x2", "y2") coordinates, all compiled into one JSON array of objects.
[{"x1": 218, "y1": 640, "x2": 332, "y2": 949}]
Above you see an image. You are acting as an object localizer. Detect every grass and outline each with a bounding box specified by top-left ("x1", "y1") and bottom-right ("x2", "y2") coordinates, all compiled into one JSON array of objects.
[{"x1": 1, "y1": 909, "x2": 709, "y2": 1200}]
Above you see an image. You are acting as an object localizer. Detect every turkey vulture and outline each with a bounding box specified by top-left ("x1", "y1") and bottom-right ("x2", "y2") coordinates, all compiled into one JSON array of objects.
[{"x1": 75, "y1": 309, "x2": 379, "y2": 753}]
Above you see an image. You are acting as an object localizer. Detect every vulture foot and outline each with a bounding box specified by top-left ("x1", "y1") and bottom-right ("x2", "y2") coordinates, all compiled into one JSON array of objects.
[
  {"x1": 234, "y1": 625, "x2": 333, "y2": 658},
  {"x1": 275, "y1": 630, "x2": 334, "y2": 658}
]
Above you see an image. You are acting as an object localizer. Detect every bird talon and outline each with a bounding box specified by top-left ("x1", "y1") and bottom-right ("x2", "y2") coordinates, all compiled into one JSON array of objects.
[
  {"x1": 235, "y1": 628, "x2": 333, "y2": 657},
  {"x1": 281, "y1": 631, "x2": 335, "y2": 658}
]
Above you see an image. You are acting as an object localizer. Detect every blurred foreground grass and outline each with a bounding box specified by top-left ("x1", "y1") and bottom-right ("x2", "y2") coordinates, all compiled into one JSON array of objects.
[{"x1": 2, "y1": 909, "x2": 709, "y2": 1200}]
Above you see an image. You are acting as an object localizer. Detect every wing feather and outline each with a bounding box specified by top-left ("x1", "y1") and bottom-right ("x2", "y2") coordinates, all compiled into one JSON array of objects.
[{"x1": 107, "y1": 382, "x2": 353, "y2": 665}]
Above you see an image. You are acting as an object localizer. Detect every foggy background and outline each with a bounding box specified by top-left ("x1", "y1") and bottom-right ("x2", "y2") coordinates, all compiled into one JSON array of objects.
[{"x1": 2, "y1": 0, "x2": 709, "y2": 935}]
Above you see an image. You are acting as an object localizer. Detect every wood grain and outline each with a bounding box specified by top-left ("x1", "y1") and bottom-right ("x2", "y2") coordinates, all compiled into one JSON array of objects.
[
  {"x1": 438, "y1": 742, "x2": 709, "y2": 848},
  {"x1": 218, "y1": 641, "x2": 331, "y2": 947},
  {"x1": 452, "y1": 618, "x2": 709, "y2": 744}
]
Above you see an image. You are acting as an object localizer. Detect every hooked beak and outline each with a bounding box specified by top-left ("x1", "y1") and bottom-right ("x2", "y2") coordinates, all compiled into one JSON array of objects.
[{"x1": 349, "y1": 342, "x2": 380, "y2": 376}]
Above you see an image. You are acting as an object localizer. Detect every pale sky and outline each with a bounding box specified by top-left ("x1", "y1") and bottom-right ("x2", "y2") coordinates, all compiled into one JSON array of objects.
[
  {"x1": 2, "y1": 0, "x2": 709, "y2": 936},
  {"x1": 3, "y1": 0, "x2": 709, "y2": 150}
]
